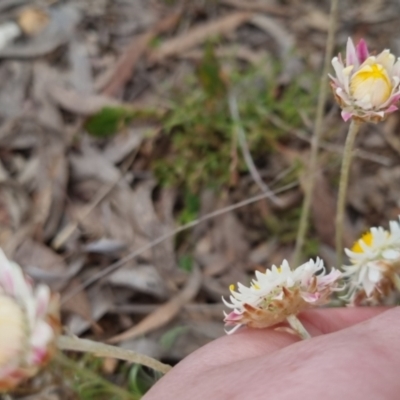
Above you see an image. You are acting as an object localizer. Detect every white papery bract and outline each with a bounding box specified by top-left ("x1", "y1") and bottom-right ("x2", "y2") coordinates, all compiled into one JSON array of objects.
[
  {"x1": 343, "y1": 217, "x2": 400, "y2": 303},
  {"x1": 330, "y1": 38, "x2": 400, "y2": 122},
  {"x1": 0, "y1": 249, "x2": 60, "y2": 390},
  {"x1": 223, "y1": 258, "x2": 341, "y2": 334}
]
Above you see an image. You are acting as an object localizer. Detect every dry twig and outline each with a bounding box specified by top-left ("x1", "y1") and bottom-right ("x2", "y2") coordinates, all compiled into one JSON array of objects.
[
  {"x1": 62, "y1": 181, "x2": 299, "y2": 304},
  {"x1": 228, "y1": 93, "x2": 283, "y2": 207}
]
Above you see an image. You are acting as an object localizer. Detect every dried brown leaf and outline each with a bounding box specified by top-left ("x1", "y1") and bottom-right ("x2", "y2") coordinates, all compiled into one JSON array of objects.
[
  {"x1": 107, "y1": 265, "x2": 202, "y2": 343},
  {"x1": 48, "y1": 84, "x2": 123, "y2": 115},
  {"x1": 61, "y1": 278, "x2": 92, "y2": 322},
  {"x1": 129, "y1": 183, "x2": 176, "y2": 273},
  {"x1": 102, "y1": 10, "x2": 182, "y2": 96},
  {"x1": 65, "y1": 285, "x2": 114, "y2": 336},
  {"x1": 0, "y1": 61, "x2": 30, "y2": 119},
  {"x1": 103, "y1": 128, "x2": 145, "y2": 164},
  {"x1": 108, "y1": 263, "x2": 169, "y2": 300},
  {"x1": 148, "y1": 12, "x2": 252, "y2": 62},
  {"x1": 14, "y1": 238, "x2": 70, "y2": 290}
]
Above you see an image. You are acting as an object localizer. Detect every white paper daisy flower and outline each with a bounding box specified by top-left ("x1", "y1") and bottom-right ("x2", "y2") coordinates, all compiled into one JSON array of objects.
[
  {"x1": 0, "y1": 249, "x2": 60, "y2": 390},
  {"x1": 343, "y1": 217, "x2": 400, "y2": 303},
  {"x1": 330, "y1": 38, "x2": 400, "y2": 122},
  {"x1": 223, "y1": 258, "x2": 341, "y2": 336}
]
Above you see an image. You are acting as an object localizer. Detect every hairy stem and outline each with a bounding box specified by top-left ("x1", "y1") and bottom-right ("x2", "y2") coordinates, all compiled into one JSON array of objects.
[
  {"x1": 286, "y1": 314, "x2": 311, "y2": 340},
  {"x1": 57, "y1": 335, "x2": 172, "y2": 374},
  {"x1": 292, "y1": 0, "x2": 339, "y2": 265},
  {"x1": 335, "y1": 119, "x2": 362, "y2": 265}
]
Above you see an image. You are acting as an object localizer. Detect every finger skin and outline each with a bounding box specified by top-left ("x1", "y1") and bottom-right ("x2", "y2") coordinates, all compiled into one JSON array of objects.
[{"x1": 144, "y1": 307, "x2": 390, "y2": 400}]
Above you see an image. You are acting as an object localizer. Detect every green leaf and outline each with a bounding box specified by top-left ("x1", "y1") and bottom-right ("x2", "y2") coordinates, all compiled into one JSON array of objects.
[
  {"x1": 85, "y1": 107, "x2": 133, "y2": 137},
  {"x1": 128, "y1": 364, "x2": 162, "y2": 396}
]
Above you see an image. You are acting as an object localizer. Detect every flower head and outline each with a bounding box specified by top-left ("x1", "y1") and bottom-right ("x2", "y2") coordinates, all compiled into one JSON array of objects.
[
  {"x1": 330, "y1": 38, "x2": 400, "y2": 122},
  {"x1": 343, "y1": 217, "x2": 400, "y2": 304},
  {"x1": 0, "y1": 249, "x2": 60, "y2": 390},
  {"x1": 223, "y1": 258, "x2": 341, "y2": 334}
]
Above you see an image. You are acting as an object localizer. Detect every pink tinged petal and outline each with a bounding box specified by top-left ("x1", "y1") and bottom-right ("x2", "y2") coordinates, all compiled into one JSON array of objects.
[
  {"x1": 30, "y1": 347, "x2": 47, "y2": 365},
  {"x1": 300, "y1": 292, "x2": 321, "y2": 303},
  {"x1": 346, "y1": 37, "x2": 358, "y2": 67},
  {"x1": 341, "y1": 110, "x2": 353, "y2": 121},
  {"x1": 318, "y1": 270, "x2": 342, "y2": 286},
  {"x1": 389, "y1": 91, "x2": 400, "y2": 103},
  {"x1": 385, "y1": 104, "x2": 398, "y2": 113},
  {"x1": 356, "y1": 38, "x2": 369, "y2": 63},
  {"x1": 224, "y1": 311, "x2": 243, "y2": 322}
]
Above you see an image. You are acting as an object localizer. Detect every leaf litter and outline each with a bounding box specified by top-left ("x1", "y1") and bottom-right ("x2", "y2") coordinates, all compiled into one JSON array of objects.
[{"x1": 0, "y1": 0, "x2": 399, "y2": 396}]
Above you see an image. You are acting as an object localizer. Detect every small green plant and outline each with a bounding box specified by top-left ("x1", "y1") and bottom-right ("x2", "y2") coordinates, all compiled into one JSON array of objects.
[
  {"x1": 56, "y1": 353, "x2": 138, "y2": 400},
  {"x1": 152, "y1": 45, "x2": 317, "y2": 192}
]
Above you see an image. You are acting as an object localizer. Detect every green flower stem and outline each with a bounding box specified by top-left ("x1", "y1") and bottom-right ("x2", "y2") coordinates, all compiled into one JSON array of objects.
[
  {"x1": 55, "y1": 352, "x2": 138, "y2": 400},
  {"x1": 335, "y1": 119, "x2": 362, "y2": 266},
  {"x1": 286, "y1": 314, "x2": 311, "y2": 340},
  {"x1": 292, "y1": 0, "x2": 339, "y2": 265}
]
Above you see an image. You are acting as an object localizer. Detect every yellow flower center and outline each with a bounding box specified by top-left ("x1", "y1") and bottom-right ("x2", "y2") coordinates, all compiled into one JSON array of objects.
[
  {"x1": 251, "y1": 282, "x2": 260, "y2": 290},
  {"x1": 351, "y1": 231, "x2": 374, "y2": 253},
  {"x1": 350, "y1": 63, "x2": 392, "y2": 108},
  {"x1": 229, "y1": 284, "x2": 235, "y2": 291}
]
